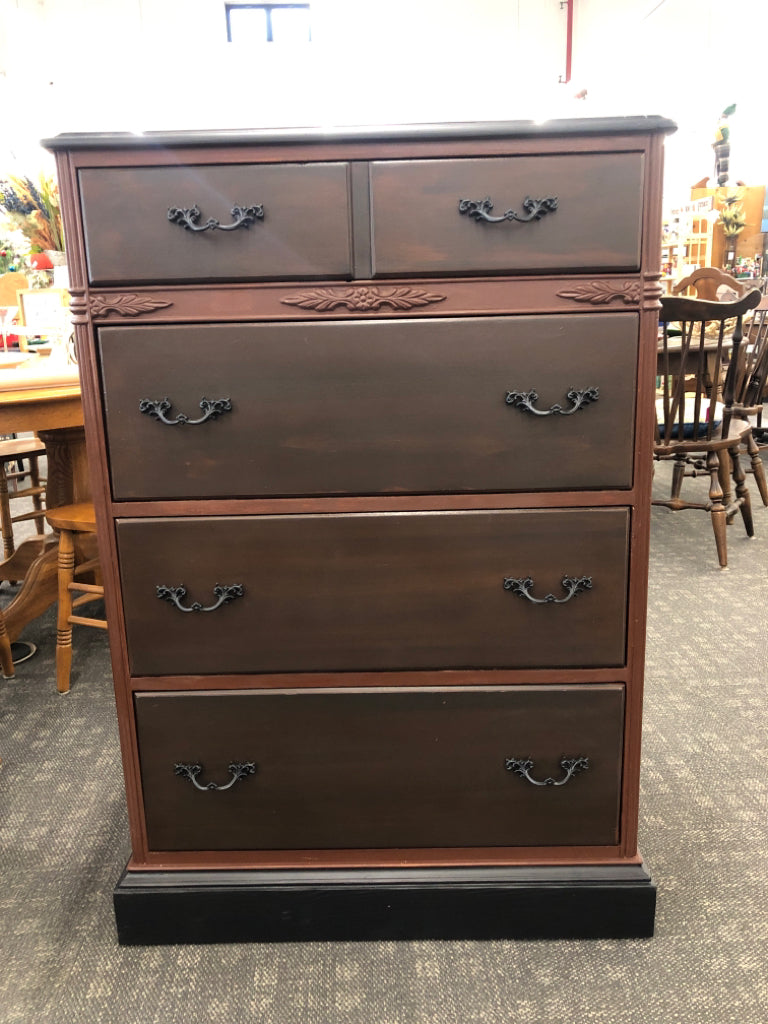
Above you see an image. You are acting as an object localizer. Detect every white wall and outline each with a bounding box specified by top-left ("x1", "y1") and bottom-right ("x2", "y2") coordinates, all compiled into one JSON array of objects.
[{"x1": 0, "y1": 0, "x2": 766, "y2": 202}]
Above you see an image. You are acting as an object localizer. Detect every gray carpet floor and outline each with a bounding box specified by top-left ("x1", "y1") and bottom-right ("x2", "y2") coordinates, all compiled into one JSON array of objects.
[{"x1": 1, "y1": 457, "x2": 767, "y2": 1024}]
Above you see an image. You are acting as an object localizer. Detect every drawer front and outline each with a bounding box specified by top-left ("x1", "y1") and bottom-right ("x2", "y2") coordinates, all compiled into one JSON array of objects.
[
  {"x1": 100, "y1": 315, "x2": 638, "y2": 500},
  {"x1": 370, "y1": 154, "x2": 644, "y2": 275},
  {"x1": 117, "y1": 509, "x2": 629, "y2": 675},
  {"x1": 135, "y1": 685, "x2": 624, "y2": 851},
  {"x1": 78, "y1": 163, "x2": 352, "y2": 284}
]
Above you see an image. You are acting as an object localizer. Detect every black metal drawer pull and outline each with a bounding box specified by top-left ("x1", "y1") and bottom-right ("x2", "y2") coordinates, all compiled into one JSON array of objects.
[
  {"x1": 458, "y1": 195, "x2": 558, "y2": 224},
  {"x1": 505, "y1": 386, "x2": 599, "y2": 416},
  {"x1": 156, "y1": 583, "x2": 244, "y2": 613},
  {"x1": 503, "y1": 575, "x2": 592, "y2": 604},
  {"x1": 139, "y1": 397, "x2": 232, "y2": 426},
  {"x1": 505, "y1": 756, "x2": 589, "y2": 787},
  {"x1": 167, "y1": 203, "x2": 264, "y2": 232},
  {"x1": 174, "y1": 761, "x2": 256, "y2": 791}
]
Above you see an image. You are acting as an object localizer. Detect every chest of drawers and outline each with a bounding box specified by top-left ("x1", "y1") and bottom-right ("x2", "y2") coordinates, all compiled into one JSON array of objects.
[{"x1": 47, "y1": 116, "x2": 675, "y2": 943}]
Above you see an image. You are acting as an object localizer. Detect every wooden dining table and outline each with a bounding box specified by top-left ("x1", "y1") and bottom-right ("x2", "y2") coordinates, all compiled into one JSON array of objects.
[{"x1": 0, "y1": 357, "x2": 87, "y2": 646}]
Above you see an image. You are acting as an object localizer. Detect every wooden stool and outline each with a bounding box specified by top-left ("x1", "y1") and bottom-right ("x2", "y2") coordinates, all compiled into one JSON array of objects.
[
  {"x1": 0, "y1": 436, "x2": 47, "y2": 562},
  {"x1": 44, "y1": 502, "x2": 106, "y2": 693}
]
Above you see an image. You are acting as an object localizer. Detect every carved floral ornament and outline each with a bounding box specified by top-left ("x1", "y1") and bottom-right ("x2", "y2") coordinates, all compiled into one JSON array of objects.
[
  {"x1": 88, "y1": 294, "x2": 173, "y2": 318},
  {"x1": 556, "y1": 281, "x2": 642, "y2": 305},
  {"x1": 280, "y1": 286, "x2": 447, "y2": 312}
]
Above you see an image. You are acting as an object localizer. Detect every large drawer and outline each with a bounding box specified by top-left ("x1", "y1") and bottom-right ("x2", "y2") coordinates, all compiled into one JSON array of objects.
[
  {"x1": 100, "y1": 315, "x2": 638, "y2": 499},
  {"x1": 134, "y1": 685, "x2": 624, "y2": 851},
  {"x1": 78, "y1": 162, "x2": 352, "y2": 284},
  {"x1": 370, "y1": 153, "x2": 644, "y2": 276},
  {"x1": 117, "y1": 508, "x2": 629, "y2": 676}
]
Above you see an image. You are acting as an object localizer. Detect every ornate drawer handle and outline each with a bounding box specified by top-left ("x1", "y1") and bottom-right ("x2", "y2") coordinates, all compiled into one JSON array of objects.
[
  {"x1": 139, "y1": 397, "x2": 232, "y2": 426},
  {"x1": 156, "y1": 583, "x2": 244, "y2": 613},
  {"x1": 458, "y1": 195, "x2": 558, "y2": 224},
  {"x1": 503, "y1": 575, "x2": 592, "y2": 604},
  {"x1": 505, "y1": 386, "x2": 599, "y2": 416},
  {"x1": 174, "y1": 761, "x2": 256, "y2": 791},
  {"x1": 505, "y1": 756, "x2": 589, "y2": 787},
  {"x1": 167, "y1": 203, "x2": 264, "y2": 232}
]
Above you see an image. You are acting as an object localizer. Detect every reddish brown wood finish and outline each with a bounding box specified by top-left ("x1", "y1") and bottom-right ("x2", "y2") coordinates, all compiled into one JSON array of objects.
[
  {"x1": 84, "y1": 274, "x2": 649, "y2": 325},
  {"x1": 116, "y1": 509, "x2": 629, "y2": 676},
  {"x1": 99, "y1": 315, "x2": 638, "y2": 500},
  {"x1": 48, "y1": 118, "x2": 674, "y2": 885},
  {"x1": 135, "y1": 685, "x2": 624, "y2": 851},
  {"x1": 79, "y1": 162, "x2": 353, "y2": 285},
  {"x1": 370, "y1": 153, "x2": 644, "y2": 276}
]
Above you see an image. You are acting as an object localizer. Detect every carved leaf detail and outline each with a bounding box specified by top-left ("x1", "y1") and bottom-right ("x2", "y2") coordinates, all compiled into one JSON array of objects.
[
  {"x1": 90, "y1": 295, "x2": 173, "y2": 317},
  {"x1": 281, "y1": 287, "x2": 447, "y2": 312},
  {"x1": 557, "y1": 281, "x2": 642, "y2": 305}
]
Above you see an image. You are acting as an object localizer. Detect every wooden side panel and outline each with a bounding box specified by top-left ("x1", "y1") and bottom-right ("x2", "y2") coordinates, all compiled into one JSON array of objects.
[
  {"x1": 116, "y1": 508, "x2": 630, "y2": 675},
  {"x1": 134, "y1": 685, "x2": 624, "y2": 850}
]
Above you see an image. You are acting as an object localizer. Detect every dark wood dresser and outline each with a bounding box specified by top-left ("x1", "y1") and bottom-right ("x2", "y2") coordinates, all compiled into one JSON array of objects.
[{"x1": 46, "y1": 116, "x2": 675, "y2": 944}]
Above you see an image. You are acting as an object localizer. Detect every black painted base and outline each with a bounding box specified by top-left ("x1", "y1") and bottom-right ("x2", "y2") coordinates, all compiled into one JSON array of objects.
[{"x1": 113, "y1": 863, "x2": 656, "y2": 944}]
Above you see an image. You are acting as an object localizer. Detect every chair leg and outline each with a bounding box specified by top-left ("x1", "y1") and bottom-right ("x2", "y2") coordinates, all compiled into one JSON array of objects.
[
  {"x1": 718, "y1": 448, "x2": 735, "y2": 522},
  {"x1": 670, "y1": 458, "x2": 684, "y2": 500},
  {"x1": 55, "y1": 528, "x2": 75, "y2": 694},
  {"x1": 708, "y1": 450, "x2": 729, "y2": 568},
  {"x1": 29, "y1": 455, "x2": 46, "y2": 535},
  {"x1": 0, "y1": 464, "x2": 15, "y2": 561},
  {"x1": 731, "y1": 444, "x2": 754, "y2": 537},
  {"x1": 0, "y1": 608, "x2": 14, "y2": 678},
  {"x1": 745, "y1": 433, "x2": 768, "y2": 506}
]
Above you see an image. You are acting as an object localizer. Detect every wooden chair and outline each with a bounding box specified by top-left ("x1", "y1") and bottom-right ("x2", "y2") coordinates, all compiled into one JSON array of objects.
[
  {"x1": 44, "y1": 502, "x2": 106, "y2": 693},
  {"x1": 742, "y1": 296, "x2": 768, "y2": 444},
  {"x1": 672, "y1": 267, "x2": 747, "y2": 301},
  {"x1": 0, "y1": 435, "x2": 47, "y2": 562},
  {"x1": 654, "y1": 288, "x2": 763, "y2": 568}
]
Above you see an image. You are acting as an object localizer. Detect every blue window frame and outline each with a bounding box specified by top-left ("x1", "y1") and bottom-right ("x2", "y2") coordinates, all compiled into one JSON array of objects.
[{"x1": 225, "y1": 3, "x2": 311, "y2": 42}]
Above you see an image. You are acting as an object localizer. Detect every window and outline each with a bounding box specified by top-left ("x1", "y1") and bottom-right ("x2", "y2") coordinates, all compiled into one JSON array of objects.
[{"x1": 225, "y1": 3, "x2": 311, "y2": 42}]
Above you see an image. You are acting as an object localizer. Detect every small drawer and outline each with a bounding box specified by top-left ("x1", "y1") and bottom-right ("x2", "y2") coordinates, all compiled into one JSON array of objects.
[
  {"x1": 78, "y1": 162, "x2": 352, "y2": 284},
  {"x1": 100, "y1": 314, "x2": 638, "y2": 500},
  {"x1": 369, "y1": 153, "x2": 644, "y2": 276},
  {"x1": 117, "y1": 508, "x2": 629, "y2": 676},
  {"x1": 134, "y1": 685, "x2": 624, "y2": 851}
]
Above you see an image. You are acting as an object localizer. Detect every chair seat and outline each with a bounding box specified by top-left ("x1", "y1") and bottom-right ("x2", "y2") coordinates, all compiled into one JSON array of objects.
[{"x1": 0, "y1": 437, "x2": 47, "y2": 461}]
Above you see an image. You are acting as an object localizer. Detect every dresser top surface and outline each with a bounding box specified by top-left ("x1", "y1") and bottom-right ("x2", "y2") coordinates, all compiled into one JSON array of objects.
[{"x1": 43, "y1": 115, "x2": 676, "y2": 152}]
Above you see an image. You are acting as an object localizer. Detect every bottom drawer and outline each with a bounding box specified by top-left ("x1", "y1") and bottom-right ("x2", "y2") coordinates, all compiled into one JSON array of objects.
[{"x1": 135, "y1": 685, "x2": 624, "y2": 852}]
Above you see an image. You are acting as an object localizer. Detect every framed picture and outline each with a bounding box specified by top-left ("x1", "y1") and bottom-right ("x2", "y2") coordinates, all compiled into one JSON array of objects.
[
  {"x1": 16, "y1": 287, "x2": 70, "y2": 349},
  {"x1": 17, "y1": 286, "x2": 70, "y2": 328}
]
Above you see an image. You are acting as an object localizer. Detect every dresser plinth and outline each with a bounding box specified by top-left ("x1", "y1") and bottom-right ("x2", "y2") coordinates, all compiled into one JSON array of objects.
[{"x1": 114, "y1": 863, "x2": 656, "y2": 945}]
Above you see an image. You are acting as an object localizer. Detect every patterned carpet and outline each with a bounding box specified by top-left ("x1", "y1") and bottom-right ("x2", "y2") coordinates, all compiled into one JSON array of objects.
[{"x1": 1, "y1": 458, "x2": 767, "y2": 1024}]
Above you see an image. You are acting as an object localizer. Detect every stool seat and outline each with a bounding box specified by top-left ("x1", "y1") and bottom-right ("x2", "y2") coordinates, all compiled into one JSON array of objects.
[{"x1": 46, "y1": 502, "x2": 97, "y2": 533}]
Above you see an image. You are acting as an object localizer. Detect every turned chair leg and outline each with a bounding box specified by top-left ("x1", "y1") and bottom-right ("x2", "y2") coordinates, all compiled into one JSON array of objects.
[
  {"x1": 670, "y1": 458, "x2": 686, "y2": 501},
  {"x1": 707, "y1": 450, "x2": 729, "y2": 569},
  {"x1": 29, "y1": 455, "x2": 45, "y2": 536},
  {"x1": 56, "y1": 527, "x2": 75, "y2": 694},
  {"x1": 0, "y1": 464, "x2": 15, "y2": 561},
  {"x1": 0, "y1": 608, "x2": 14, "y2": 679},
  {"x1": 731, "y1": 444, "x2": 754, "y2": 537},
  {"x1": 745, "y1": 433, "x2": 768, "y2": 506}
]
